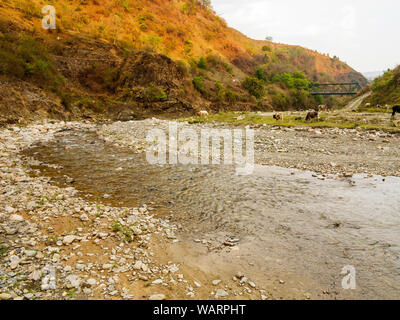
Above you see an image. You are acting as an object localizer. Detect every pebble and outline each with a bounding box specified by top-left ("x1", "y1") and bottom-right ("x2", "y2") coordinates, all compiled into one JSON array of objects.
[
  {"x1": 149, "y1": 294, "x2": 166, "y2": 300},
  {"x1": 212, "y1": 280, "x2": 222, "y2": 286},
  {"x1": 9, "y1": 214, "x2": 24, "y2": 221},
  {"x1": 215, "y1": 289, "x2": 229, "y2": 298},
  {"x1": 63, "y1": 235, "x2": 77, "y2": 245},
  {"x1": 0, "y1": 293, "x2": 13, "y2": 300}
]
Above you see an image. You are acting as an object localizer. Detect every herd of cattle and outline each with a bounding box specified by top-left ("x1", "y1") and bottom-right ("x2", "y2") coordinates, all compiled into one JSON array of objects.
[
  {"x1": 196, "y1": 104, "x2": 400, "y2": 121},
  {"x1": 273, "y1": 105, "x2": 327, "y2": 122}
]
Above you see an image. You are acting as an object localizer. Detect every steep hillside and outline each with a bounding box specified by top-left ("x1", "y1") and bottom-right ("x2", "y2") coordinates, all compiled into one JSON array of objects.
[
  {"x1": 0, "y1": 0, "x2": 367, "y2": 123},
  {"x1": 364, "y1": 66, "x2": 400, "y2": 106}
]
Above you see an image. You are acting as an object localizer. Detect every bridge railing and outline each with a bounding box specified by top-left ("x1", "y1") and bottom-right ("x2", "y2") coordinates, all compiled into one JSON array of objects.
[{"x1": 309, "y1": 82, "x2": 362, "y2": 96}]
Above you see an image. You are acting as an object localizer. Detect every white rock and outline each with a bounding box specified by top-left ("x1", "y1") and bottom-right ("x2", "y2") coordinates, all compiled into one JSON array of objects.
[
  {"x1": 25, "y1": 250, "x2": 37, "y2": 257},
  {"x1": 212, "y1": 280, "x2": 222, "y2": 286},
  {"x1": 29, "y1": 270, "x2": 42, "y2": 281},
  {"x1": 80, "y1": 214, "x2": 89, "y2": 221},
  {"x1": 133, "y1": 261, "x2": 143, "y2": 270},
  {"x1": 9, "y1": 214, "x2": 24, "y2": 222},
  {"x1": 63, "y1": 235, "x2": 77, "y2": 245},
  {"x1": 149, "y1": 294, "x2": 166, "y2": 300},
  {"x1": 102, "y1": 264, "x2": 113, "y2": 270},
  {"x1": 87, "y1": 279, "x2": 97, "y2": 286},
  {"x1": 0, "y1": 293, "x2": 13, "y2": 300},
  {"x1": 5, "y1": 206, "x2": 16, "y2": 214},
  {"x1": 66, "y1": 275, "x2": 81, "y2": 288},
  {"x1": 215, "y1": 289, "x2": 229, "y2": 298}
]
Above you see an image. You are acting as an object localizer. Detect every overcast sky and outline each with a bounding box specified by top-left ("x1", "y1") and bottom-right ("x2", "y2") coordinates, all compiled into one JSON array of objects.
[{"x1": 211, "y1": 0, "x2": 399, "y2": 73}]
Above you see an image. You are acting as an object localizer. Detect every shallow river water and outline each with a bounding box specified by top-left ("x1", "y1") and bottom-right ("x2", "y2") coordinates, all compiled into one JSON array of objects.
[{"x1": 23, "y1": 130, "x2": 400, "y2": 299}]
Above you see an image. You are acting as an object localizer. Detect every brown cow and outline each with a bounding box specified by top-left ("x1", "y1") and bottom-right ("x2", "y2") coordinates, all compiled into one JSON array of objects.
[
  {"x1": 273, "y1": 113, "x2": 283, "y2": 121},
  {"x1": 306, "y1": 110, "x2": 319, "y2": 121},
  {"x1": 318, "y1": 105, "x2": 328, "y2": 112}
]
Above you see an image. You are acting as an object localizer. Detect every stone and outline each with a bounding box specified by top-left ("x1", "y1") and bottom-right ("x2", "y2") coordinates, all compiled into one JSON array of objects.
[
  {"x1": 9, "y1": 214, "x2": 24, "y2": 222},
  {"x1": 149, "y1": 294, "x2": 166, "y2": 300},
  {"x1": 29, "y1": 270, "x2": 42, "y2": 281},
  {"x1": 133, "y1": 260, "x2": 143, "y2": 270},
  {"x1": 87, "y1": 279, "x2": 97, "y2": 286},
  {"x1": 212, "y1": 280, "x2": 222, "y2": 286},
  {"x1": 66, "y1": 275, "x2": 81, "y2": 288},
  {"x1": 5, "y1": 206, "x2": 16, "y2": 214},
  {"x1": 9, "y1": 255, "x2": 20, "y2": 269},
  {"x1": 102, "y1": 264, "x2": 113, "y2": 270},
  {"x1": 215, "y1": 289, "x2": 229, "y2": 298},
  {"x1": 25, "y1": 250, "x2": 37, "y2": 257},
  {"x1": 0, "y1": 293, "x2": 13, "y2": 300},
  {"x1": 63, "y1": 235, "x2": 77, "y2": 245},
  {"x1": 80, "y1": 214, "x2": 89, "y2": 221}
]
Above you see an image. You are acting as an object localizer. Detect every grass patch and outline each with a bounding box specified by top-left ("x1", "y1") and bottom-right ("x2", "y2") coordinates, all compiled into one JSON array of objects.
[
  {"x1": 112, "y1": 221, "x2": 135, "y2": 243},
  {"x1": 180, "y1": 111, "x2": 400, "y2": 132},
  {"x1": 0, "y1": 244, "x2": 8, "y2": 256}
]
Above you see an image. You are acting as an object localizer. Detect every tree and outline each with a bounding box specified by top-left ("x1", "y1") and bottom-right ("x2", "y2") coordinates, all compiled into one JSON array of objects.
[
  {"x1": 265, "y1": 36, "x2": 273, "y2": 42},
  {"x1": 242, "y1": 77, "x2": 265, "y2": 99}
]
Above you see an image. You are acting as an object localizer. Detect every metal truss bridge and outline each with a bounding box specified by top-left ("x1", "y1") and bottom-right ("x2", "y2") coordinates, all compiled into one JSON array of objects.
[{"x1": 309, "y1": 82, "x2": 362, "y2": 96}]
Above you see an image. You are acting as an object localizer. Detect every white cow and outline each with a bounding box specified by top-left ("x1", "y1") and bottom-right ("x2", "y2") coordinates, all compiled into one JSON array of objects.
[{"x1": 197, "y1": 110, "x2": 209, "y2": 117}]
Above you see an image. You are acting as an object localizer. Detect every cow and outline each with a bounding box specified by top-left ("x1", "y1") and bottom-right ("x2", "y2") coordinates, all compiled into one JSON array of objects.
[
  {"x1": 197, "y1": 110, "x2": 209, "y2": 117},
  {"x1": 306, "y1": 110, "x2": 319, "y2": 121},
  {"x1": 318, "y1": 105, "x2": 328, "y2": 112},
  {"x1": 273, "y1": 113, "x2": 283, "y2": 121},
  {"x1": 392, "y1": 106, "x2": 400, "y2": 117}
]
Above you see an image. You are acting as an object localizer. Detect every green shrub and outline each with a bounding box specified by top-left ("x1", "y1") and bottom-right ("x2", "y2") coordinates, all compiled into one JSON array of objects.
[
  {"x1": 0, "y1": 34, "x2": 63, "y2": 89},
  {"x1": 197, "y1": 56, "x2": 207, "y2": 69},
  {"x1": 143, "y1": 33, "x2": 162, "y2": 51},
  {"x1": 193, "y1": 76, "x2": 206, "y2": 94},
  {"x1": 176, "y1": 60, "x2": 189, "y2": 75},
  {"x1": 143, "y1": 83, "x2": 167, "y2": 101},
  {"x1": 262, "y1": 45, "x2": 272, "y2": 52},
  {"x1": 222, "y1": 62, "x2": 233, "y2": 74},
  {"x1": 215, "y1": 81, "x2": 225, "y2": 102},
  {"x1": 255, "y1": 68, "x2": 267, "y2": 81},
  {"x1": 242, "y1": 77, "x2": 265, "y2": 99},
  {"x1": 225, "y1": 88, "x2": 238, "y2": 104}
]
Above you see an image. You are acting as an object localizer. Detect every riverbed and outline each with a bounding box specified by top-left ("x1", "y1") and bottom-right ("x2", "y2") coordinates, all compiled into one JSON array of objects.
[{"x1": 22, "y1": 124, "x2": 400, "y2": 299}]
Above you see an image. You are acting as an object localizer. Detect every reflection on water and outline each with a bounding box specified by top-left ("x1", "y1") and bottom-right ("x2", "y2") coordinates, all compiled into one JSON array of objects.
[{"x1": 23, "y1": 130, "x2": 400, "y2": 299}]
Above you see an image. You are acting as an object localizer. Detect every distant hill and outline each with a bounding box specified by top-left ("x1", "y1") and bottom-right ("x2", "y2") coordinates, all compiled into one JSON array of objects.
[
  {"x1": 363, "y1": 66, "x2": 400, "y2": 106},
  {"x1": 0, "y1": 0, "x2": 368, "y2": 123}
]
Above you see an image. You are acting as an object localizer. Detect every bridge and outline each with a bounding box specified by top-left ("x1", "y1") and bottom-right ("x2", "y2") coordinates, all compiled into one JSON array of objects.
[{"x1": 309, "y1": 82, "x2": 362, "y2": 96}]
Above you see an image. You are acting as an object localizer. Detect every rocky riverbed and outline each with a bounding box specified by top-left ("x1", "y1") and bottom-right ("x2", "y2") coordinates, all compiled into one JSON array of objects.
[
  {"x1": 0, "y1": 121, "x2": 270, "y2": 300},
  {"x1": 98, "y1": 118, "x2": 400, "y2": 177},
  {"x1": 1, "y1": 119, "x2": 400, "y2": 300}
]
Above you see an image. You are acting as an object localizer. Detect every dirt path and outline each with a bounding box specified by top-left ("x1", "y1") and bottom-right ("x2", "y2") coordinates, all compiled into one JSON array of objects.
[{"x1": 342, "y1": 92, "x2": 371, "y2": 111}]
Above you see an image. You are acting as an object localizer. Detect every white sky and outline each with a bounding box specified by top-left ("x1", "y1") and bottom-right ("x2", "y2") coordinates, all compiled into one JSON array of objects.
[{"x1": 211, "y1": 0, "x2": 400, "y2": 72}]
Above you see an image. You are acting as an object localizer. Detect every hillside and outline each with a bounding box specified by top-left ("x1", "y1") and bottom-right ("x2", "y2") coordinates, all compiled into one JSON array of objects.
[
  {"x1": 363, "y1": 66, "x2": 400, "y2": 106},
  {"x1": 0, "y1": 0, "x2": 367, "y2": 124}
]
